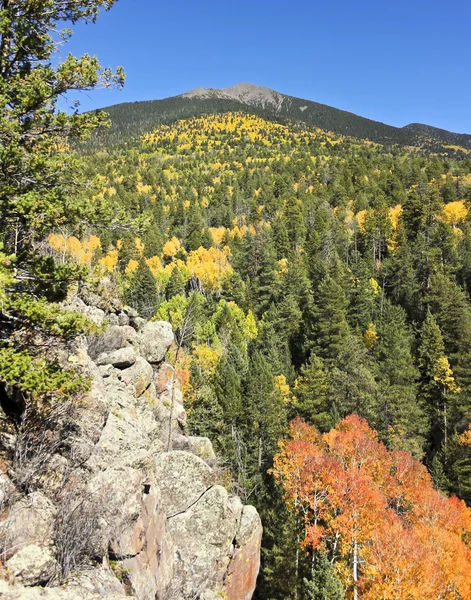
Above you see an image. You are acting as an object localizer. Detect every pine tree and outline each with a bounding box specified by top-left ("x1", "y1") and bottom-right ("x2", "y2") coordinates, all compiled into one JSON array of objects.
[
  {"x1": 0, "y1": 0, "x2": 123, "y2": 403},
  {"x1": 374, "y1": 301, "x2": 427, "y2": 457},
  {"x1": 295, "y1": 353, "x2": 333, "y2": 431},
  {"x1": 126, "y1": 258, "x2": 158, "y2": 319},
  {"x1": 304, "y1": 551, "x2": 345, "y2": 600},
  {"x1": 312, "y1": 275, "x2": 350, "y2": 362}
]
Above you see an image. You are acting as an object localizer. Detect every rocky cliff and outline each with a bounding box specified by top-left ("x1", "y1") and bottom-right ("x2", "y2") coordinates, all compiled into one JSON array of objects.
[{"x1": 0, "y1": 292, "x2": 262, "y2": 599}]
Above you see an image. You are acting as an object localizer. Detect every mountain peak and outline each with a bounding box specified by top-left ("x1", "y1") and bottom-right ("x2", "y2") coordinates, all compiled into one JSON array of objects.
[{"x1": 181, "y1": 83, "x2": 286, "y2": 112}]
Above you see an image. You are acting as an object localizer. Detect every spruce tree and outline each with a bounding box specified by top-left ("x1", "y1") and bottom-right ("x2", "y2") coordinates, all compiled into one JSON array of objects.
[
  {"x1": 312, "y1": 275, "x2": 350, "y2": 362},
  {"x1": 294, "y1": 353, "x2": 333, "y2": 431},
  {"x1": 126, "y1": 258, "x2": 158, "y2": 319},
  {"x1": 374, "y1": 301, "x2": 427, "y2": 457}
]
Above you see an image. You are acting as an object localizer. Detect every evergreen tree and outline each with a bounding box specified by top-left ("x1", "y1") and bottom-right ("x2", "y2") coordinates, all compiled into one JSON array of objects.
[
  {"x1": 126, "y1": 258, "x2": 158, "y2": 319},
  {"x1": 304, "y1": 551, "x2": 345, "y2": 600},
  {"x1": 374, "y1": 301, "x2": 426, "y2": 457},
  {"x1": 0, "y1": 0, "x2": 123, "y2": 403},
  {"x1": 294, "y1": 353, "x2": 333, "y2": 431},
  {"x1": 311, "y1": 275, "x2": 350, "y2": 362}
]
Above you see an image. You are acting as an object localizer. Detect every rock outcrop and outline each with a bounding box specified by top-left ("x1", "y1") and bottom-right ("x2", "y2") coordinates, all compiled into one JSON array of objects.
[{"x1": 0, "y1": 295, "x2": 262, "y2": 599}]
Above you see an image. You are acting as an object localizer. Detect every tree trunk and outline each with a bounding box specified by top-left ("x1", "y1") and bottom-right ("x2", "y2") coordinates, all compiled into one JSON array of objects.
[{"x1": 353, "y1": 540, "x2": 359, "y2": 600}]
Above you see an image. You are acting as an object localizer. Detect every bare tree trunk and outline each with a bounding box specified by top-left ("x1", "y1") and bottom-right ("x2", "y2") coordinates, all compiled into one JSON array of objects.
[
  {"x1": 353, "y1": 540, "x2": 359, "y2": 600},
  {"x1": 166, "y1": 344, "x2": 180, "y2": 453}
]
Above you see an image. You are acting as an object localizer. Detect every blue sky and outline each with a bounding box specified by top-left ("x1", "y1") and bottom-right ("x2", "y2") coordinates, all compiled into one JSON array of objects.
[{"x1": 63, "y1": 0, "x2": 471, "y2": 133}]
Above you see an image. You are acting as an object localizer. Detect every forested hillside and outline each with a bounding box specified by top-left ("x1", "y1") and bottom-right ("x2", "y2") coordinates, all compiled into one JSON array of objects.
[
  {"x1": 93, "y1": 83, "x2": 471, "y2": 151},
  {"x1": 50, "y1": 111, "x2": 471, "y2": 598}
]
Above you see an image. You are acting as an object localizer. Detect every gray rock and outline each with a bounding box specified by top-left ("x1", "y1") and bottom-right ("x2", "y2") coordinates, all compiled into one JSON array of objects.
[
  {"x1": 87, "y1": 326, "x2": 137, "y2": 360},
  {"x1": 117, "y1": 311, "x2": 130, "y2": 326},
  {"x1": 0, "y1": 579, "x2": 128, "y2": 599},
  {"x1": 85, "y1": 467, "x2": 146, "y2": 558},
  {"x1": 152, "y1": 397, "x2": 187, "y2": 443},
  {"x1": 167, "y1": 485, "x2": 237, "y2": 596},
  {"x1": 0, "y1": 493, "x2": 55, "y2": 557},
  {"x1": 199, "y1": 592, "x2": 222, "y2": 600},
  {"x1": 6, "y1": 545, "x2": 57, "y2": 586},
  {"x1": 138, "y1": 321, "x2": 173, "y2": 364},
  {"x1": 227, "y1": 495, "x2": 244, "y2": 526},
  {"x1": 98, "y1": 364, "x2": 115, "y2": 378},
  {"x1": 63, "y1": 296, "x2": 105, "y2": 326},
  {"x1": 237, "y1": 505, "x2": 262, "y2": 546},
  {"x1": 71, "y1": 347, "x2": 110, "y2": 462},
  {"x1": 88, "y1": 411, "x2": 151, "y2": 471},
  {"x1": 172, "y1": 436, "x2": 216, "y2": 461},
  {"x1": 132, "y1": 317, "x2": 146, "y2": 332},
  {"x1": 96, "y1": 347, "x2": 137, "y2": 369},
  {"x1": 0, "y1": 471, "x2": 16, "y2": 510},
  {"x1": 119, "y1": 358, "x2": 153, "y2": 397},
  {"x1": 154, "y1": 451, "x2": 214, "y2": 517},
  {"x1": 63, "y1": 567, "x2": 127, "y2": 598}
]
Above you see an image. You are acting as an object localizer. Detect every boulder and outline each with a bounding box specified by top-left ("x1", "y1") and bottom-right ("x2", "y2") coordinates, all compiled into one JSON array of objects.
[
  {"x1": 85, "y1": 468, "x2": 146, "y2": 558},
  {"x1": 87, "y1": 326, "x2": 137, "y2": 360},
  {"x1": 64, "y1": 567, "x2": 127, "y2": 598},
  {"x1": 6, "y1": 545, "x2": 57, "y2": 586},
  {"x1": 172, "y1": 436, "x2": 216, "y2": 461},
  {"x1": 0, "y1": 493, "x2": 55, "y2": 558},
  {"x1": 223, "y1": 506, "x2": 263, "y2": 600},
  {"x1": 88, "y1": 411, "x2": 151, "y2": 471},
  {"x1": 167, "y1": 485, "x2": 237, "y2": 596},
  {"x1": 154, "y1": 451, "x2": 214, "y2": 517},
  {"x1": 96, "y1": 346, "x2": 137, "y2": 369},
  {"x1": 0, "y1": 579, "x2": 128, "y2": 599},
  {"x1": 63, "y1": 296, "x2": 105, "y2": 326},
  {"x1": 138, "y1": 321, "x2": 173, "y2": 364},
  {"x1": 122, "y1": 488, "x2": 174, "y2": 600},
  {"x1": 119, "y1": 358, "x2": 153, "y2": 397},
  {"x1": 152, "y1": 397, "x2": 187, "y2": 443}
]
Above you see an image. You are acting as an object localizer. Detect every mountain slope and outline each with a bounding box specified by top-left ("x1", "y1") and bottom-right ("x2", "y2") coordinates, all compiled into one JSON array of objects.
[{"x1": 92, "y1": 83, "x2": 471, "y2": 151}]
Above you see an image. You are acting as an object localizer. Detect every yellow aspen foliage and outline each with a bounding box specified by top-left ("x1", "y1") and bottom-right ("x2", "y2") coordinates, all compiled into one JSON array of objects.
[
  {"x1": 162, "y1": 237, "x2": 181, "y2": 258},
  {"x1": 192, "y1": 344, "x2": 221, "y2": 378},
  {"x1": 443, "y1": 200, "x2": 468, "y2": 226},
  {"x1": 48, "y1": 233, "x2": 67, "y2": 253},
  {"x1": 278, "y1": 258, "x2": 289, "y2": 276},
  {"x1": 364, "y1": 323, "x2": 379, "y2": 349},
  {"x1": 183, "y1": 200, "x2": 191, "y2": 210},
  {"x1": 369, "y1": 278, "x2": 381, "y2": 296},
  {"x1": 209, "y1": 227, "x2": 227, "y2": 246},
  {"x1": 99, "y1": 247, "x2": 119, "y2": 273},
  {"x1": 433, "y1": 357, "x2": 461, "y2": 393},
  {"x1": 48, "y1": 234, "x2": 101, "y2": 265},
  {"x1": 275, "y1": 375, "x2": 292, "y2": 404},
  {"x1": 135, "y1": 237, "x2": 145, "y2": 256},
  {"x1": 186, "y1": 246, "x2": 233, "y2": 292},
  {"x1": 356, "y1": 209, "x2": 368, "y2": 231},
  {"x1": 245, "y1": 310, "x2": 258, "y2": 340},
  {"x1": 201, "y1": 197, "x2": 209, "y2": 208},
  {"x1": 389, "y1": 205, "x2": 403, "y2": 230},
  {"x1": 125, "y1": 259, "x2": 139, "y2": 275},
  {"x1": 146, "y1": 255, "x2": 163, "y2": 278},
  {"x1": 459, "y1": 425, "x2": 471, "y2": 448}
]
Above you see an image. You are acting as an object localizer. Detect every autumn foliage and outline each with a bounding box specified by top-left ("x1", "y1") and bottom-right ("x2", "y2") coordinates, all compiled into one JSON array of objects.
[{"x1": 273, "y1": 415, "x2": 471, "y2": 599}]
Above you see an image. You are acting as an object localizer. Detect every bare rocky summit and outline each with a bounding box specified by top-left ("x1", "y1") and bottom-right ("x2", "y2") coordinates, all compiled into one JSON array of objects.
[
  {"x1": 182, "y1": 82, "x2": 286, "y2": 112},
  {"x1": 0, "y1": 291, "x2": 262, "y2": 599}
]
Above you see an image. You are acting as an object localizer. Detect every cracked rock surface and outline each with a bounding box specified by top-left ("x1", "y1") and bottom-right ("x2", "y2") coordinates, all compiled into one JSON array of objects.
[{"x1": 0, "y1": 296, "x2": 262, "y2": 600}]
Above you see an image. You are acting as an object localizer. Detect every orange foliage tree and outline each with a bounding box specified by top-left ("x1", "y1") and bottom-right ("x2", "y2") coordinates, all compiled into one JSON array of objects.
[{"x1": 273, "y1": 415, "x2": 471, "y2": 599}]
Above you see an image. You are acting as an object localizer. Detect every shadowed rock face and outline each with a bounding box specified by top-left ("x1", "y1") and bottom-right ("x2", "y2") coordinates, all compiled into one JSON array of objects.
[{"x1": 0, "y1": 295, "x2": 262, "y2": 600}]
